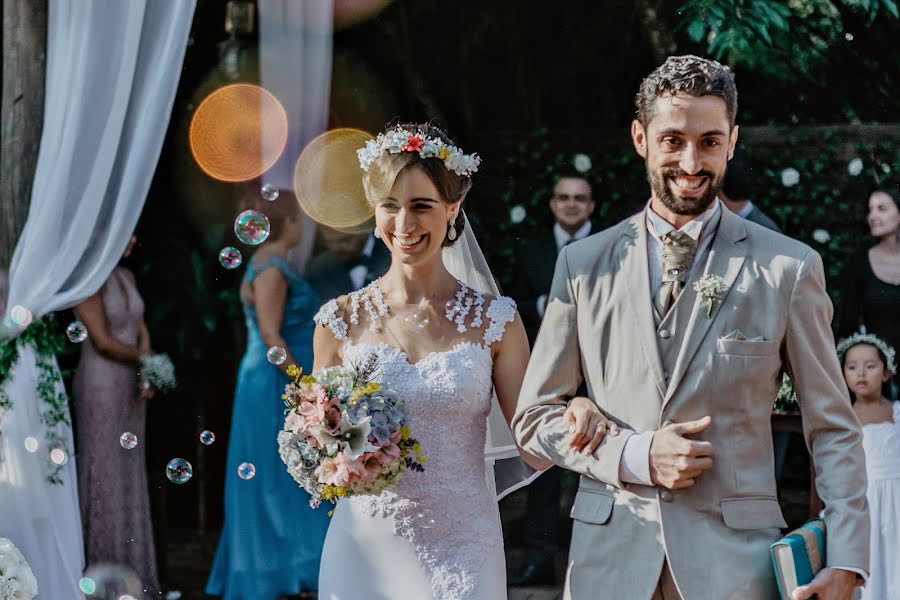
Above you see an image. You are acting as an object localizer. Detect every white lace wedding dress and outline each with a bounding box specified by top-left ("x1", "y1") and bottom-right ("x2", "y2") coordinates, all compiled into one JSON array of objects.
[{"x1": 314, "y1": 288, "x2": 517, "y2": 600}]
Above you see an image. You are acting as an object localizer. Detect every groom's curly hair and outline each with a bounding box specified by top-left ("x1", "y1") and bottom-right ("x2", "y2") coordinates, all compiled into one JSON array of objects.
[{"x1": 635, "y1": 55, "x2": 738, "y2": 128}]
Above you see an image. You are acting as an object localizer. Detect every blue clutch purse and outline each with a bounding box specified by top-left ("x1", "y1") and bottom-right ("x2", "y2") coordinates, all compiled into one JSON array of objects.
[{"x1": 770, "y1": 518, "x2": 826, "y2": 599}]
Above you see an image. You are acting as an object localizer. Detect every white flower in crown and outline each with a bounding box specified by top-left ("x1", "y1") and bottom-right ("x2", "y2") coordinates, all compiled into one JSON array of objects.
[
  {"x1": 693, "y1": 274, "x2": 728, "y2": 318},
  {"x1": 573, "y1": 153, "x2": 592, "y2": 173},
  {"x1": 509, "y1": 205, "x2": 527, "y2": 224},
  {"x1": 780, "y1": 167, "x2": 800, "y2": 187},
  {"x1": 356, "y1": 127, "x2": 481, "y2": 177},
  {"x1": 847, "y1": 158, "x2": 864, "y2": 176},
  {"x1": 837, "y1": 332, "x2": 897, "y2": 374}
]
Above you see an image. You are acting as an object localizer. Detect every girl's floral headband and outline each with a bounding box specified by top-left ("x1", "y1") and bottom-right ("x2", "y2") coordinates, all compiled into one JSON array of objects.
[
  {"x1": 836, "y1": 332, "x2": 897, "y2": 375},
  {"x1": 357, "y1": 127, "x2": 481, "y2": 177}
]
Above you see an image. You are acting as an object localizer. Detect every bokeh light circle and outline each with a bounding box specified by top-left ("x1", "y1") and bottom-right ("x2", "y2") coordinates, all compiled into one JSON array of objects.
[
  {"x1": 10, "y1": 305, "x2": 32, "y2": 327},
  {"x1": 294, "y1": 128, "x2": 375, "y2": 231},
  {"x1": 189, "y1": 84, "x2": 289, "y2": 182}
]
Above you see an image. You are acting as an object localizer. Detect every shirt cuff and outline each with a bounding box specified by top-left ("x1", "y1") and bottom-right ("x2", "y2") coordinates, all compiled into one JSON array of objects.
[
  {"x1": 618, "y1": 430, "x2": 654, "y2": 485},
  {"x1": 537, "y1": 294, "x2": 548, "y2": 318},
  {"x1": 832, "y1": 566, "x2": 868, "y2": 584}
]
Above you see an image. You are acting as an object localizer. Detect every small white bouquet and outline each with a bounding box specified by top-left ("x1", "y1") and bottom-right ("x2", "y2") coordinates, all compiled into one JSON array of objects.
[
  {"x1": 139, "y1": 353, "x2": 177, "y2": 393},
  {"x1": 0, "y1": 537, "x2": 38, "y2": 600}
]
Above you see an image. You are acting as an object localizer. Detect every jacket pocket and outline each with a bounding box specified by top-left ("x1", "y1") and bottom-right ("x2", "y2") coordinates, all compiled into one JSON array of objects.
[
  {"x1": 716, "y1": 338, "x2": 780, "y2": 357},
  {"x1": 570, "y1": 490, "x2": 614, "y2": 525},
  {"x1": 720, "y1": 496, "x2": 788, "y2": 530}
]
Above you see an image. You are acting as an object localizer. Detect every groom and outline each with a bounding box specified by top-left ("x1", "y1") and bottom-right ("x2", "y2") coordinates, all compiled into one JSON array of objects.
[{"x1": 513, "y1": 55, "x2": 869, "y2": 600}]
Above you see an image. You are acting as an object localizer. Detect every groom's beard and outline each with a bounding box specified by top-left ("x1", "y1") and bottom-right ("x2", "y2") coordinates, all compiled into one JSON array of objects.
[{"x1": 647, "y1": 164, "x2": 723, "y2": 216}]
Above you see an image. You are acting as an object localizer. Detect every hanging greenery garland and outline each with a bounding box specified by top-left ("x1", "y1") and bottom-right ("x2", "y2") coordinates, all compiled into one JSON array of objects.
[{"x1": 0, "y1": 314, "x2": 72, "y2": 484}]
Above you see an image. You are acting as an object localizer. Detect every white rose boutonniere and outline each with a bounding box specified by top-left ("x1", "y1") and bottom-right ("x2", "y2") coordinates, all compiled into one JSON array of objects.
[{"x1": 693, "y1": 274, "x2": 728, "y2": 318}]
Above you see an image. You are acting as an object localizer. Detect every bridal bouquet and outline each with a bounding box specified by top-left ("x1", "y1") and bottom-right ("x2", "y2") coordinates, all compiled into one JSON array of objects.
[
  {"x1": 0, "y1": 537, "x2": 38, "y2": 600},
  {"x1": 138, "y1": 353, "x2": 177, "y2": 393},
  {"x1": 277, "y1": 357, "x2": 426, "y2": 508}
]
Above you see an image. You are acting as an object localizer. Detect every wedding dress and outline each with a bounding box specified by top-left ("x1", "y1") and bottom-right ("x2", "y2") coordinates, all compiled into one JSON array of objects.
[{"x1": 315, "y1": 286, "x2": 518, "y2": 600}]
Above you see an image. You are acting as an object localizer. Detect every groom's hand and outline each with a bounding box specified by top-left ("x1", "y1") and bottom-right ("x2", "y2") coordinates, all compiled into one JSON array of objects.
[
  {"x1": 791, "y1": 568, "x2": 858, "y2": 600},
  {"x1": 649, "y1": 416, "x2": 715, "y2": 489}
]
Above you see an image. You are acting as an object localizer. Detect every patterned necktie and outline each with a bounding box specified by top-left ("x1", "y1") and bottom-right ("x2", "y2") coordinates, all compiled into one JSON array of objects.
[{"x1": 656, "y1": 230, "x2": 698, "y2": 316}]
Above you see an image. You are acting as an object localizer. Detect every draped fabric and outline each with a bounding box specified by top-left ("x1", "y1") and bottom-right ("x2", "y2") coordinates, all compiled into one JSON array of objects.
[
  {"x1": 258, "y1": 0, "x2": 334, "y2": 274},
  {"x1": 0, "y1": 1, "x2": 195, "y2": 597}
]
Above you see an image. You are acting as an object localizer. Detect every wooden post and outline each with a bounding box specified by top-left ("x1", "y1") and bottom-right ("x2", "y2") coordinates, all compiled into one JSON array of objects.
[{"x1": 0, "y1": 0, "x2": 47, "y2": 270}]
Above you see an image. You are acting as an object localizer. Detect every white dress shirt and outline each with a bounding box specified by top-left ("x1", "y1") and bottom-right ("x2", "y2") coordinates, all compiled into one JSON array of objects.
[
  {"x1": 348, "y1": 234, "x2": 376, "y2": 291},
  {"x1": 619, "y1": 199, "x2": 721, "y2": 485}
]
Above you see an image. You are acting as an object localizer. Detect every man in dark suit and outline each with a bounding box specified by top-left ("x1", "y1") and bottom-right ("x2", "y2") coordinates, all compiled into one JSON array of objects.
[
  {"x1": 305, "y1": 227, "x2": 391, "y2": 300},
  {"x1": 720, "y1": 146, "x2": 782, "y2": 233},
  {"x1": 507, "y1": 174, "x2": 598, "y2": 586}
]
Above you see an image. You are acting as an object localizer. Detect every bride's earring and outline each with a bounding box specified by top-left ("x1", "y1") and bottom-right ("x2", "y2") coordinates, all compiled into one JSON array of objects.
[
  {"x1": 374, "y1": 229, "x2": 382, "y2": 239},
  {"x1": 447, "y1": 221, "x2": 458, "y2": 241}
]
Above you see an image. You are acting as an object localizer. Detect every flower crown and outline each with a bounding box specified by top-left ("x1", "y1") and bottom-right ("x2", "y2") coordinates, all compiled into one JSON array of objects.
[
  {"x1": 836, "y1": 332, "x2": 897, "y2": 375},
  {"x1": 357, "y1": 127, "x2": 481, "y2": 177}
]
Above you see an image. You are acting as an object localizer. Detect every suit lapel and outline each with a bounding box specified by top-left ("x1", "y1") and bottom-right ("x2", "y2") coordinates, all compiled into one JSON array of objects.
[
  {"x1": 619, "y1": 213, "x2": 667, "y2": 399},
  {"x1": 664, "y1": 209, "x2": 748, "y2": 403}
]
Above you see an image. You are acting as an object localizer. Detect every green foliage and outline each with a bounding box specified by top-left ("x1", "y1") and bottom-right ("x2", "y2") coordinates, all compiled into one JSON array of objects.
[
  {"x1": 0, "y1": 314, "x2": 73, "y2": 484},
  {"x1": 677, "y1": 0, "x2": 898, "y2": 78},
  {"x1": 491, "y1": 128, "x2": 646, "y2": 287}
]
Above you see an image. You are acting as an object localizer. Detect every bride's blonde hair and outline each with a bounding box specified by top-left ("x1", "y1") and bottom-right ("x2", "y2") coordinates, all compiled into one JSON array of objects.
[{"x1": 362, "y1": 123, "x2": 472, "y2": 247}]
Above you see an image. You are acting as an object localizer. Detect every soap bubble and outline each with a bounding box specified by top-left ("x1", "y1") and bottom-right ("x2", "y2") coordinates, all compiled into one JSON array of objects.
[
  {"x1": 234, "y1": 210, "x2": 271, "y2": 245},
  {"x1": 10, "y1": 305, "x2": 32, "y2": 327},
  {"x1": 119, "y1": 432, "x2": 138, "y2": 450},
  {"x1": 66, "y1": 321, "x2": 88, "y2": 343},
  {"x1": 237, "y1": 462, "x2": 256, "y2": 480},
  {"x1": 266, "y1": 346, "x2": 286, "y2": 365},
  {"x1": 199, "y1": 430, "x2": 216, "y2": 445},
  {"x1": 218, "y1": 246, "x2": 243, "y2": 269},
  {"x1": 24, "y1": 437, "x2": 39, "y2": 453},
  {"x1": 81, "y1": 563, "x2": 143, "y2": 599},
  {"x1": 50, "y1": 448, "x2": 68, "y2": 465},
  {"x1": 166, "y1": 458, "x2": 193, "y2": 484},
  {"x1": 261, "y1": 183, "x2": 280, "y2": 201},
  {"x1": 402, "y1": 312, "x2": 430, "y2": 333}
]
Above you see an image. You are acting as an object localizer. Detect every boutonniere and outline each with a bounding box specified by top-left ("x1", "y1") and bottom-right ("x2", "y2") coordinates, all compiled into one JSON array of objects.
[{"x1": 693, "y1": 274, "x2": 728, "y2": 318}]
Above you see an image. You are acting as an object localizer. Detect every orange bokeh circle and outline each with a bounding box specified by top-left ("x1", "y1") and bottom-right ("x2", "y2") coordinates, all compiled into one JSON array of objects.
[{"x1": 189, "y1": 84, "x2": 288, "y2": 182}]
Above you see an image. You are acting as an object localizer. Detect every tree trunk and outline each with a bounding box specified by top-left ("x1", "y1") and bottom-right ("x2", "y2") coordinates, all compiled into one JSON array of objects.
[{"x1": 0, "y1": 0, "x2": 47, "y2": 270}]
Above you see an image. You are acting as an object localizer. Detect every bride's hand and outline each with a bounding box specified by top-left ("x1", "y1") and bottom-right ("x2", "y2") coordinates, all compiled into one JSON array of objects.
[{"x1": 563, "y1": 396, "x2": 619, "y2": 455}]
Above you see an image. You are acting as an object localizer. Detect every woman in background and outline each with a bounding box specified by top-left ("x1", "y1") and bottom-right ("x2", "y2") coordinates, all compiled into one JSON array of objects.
[
  {"x1": 838, "y1": 182, "x2": 900, "y2": 396},
  {"x1": 73, "y1": 234, "x2": 160, "y2": 594},
  {"x1": 206, "y1": 200, "x2": 330, "y2": 600}
]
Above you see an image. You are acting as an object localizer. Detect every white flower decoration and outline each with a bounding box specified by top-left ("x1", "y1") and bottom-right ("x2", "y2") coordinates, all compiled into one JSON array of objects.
[
  {"x1": 356, "y1": 127, "x2": 480, "y2": 176},
  {"x1": 693, "y1": 274, "x2": 728, "y2": 318},
  {"x1": 573, "y1": 153, "x2": 592, "y2": 173},
  {"x1": 847, "y1": 158, "x2": 864, "y2": 176},
  {"x1": 780, "y1": 168, "x2": 800, "y2": 187},
  {"x1": 812, "y1": 228, "x2": 831, "y2": 244},
  {"x1": 509, "y1": 205, "x2": 527, "y2": 224}
]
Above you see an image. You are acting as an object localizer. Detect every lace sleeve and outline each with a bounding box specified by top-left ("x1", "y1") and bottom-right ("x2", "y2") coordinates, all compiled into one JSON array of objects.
[
  {"x1": 483, "y1": 295, "x2": 517, "y2": 346},
  {"x1": 313, "y1": 298, "x2": 348, "y2": 341}
]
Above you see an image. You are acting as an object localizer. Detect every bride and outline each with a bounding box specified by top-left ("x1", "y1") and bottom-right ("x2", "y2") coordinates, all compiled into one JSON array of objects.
[{"x1": 314, "y1": 124, "x2": 612, "y2": 599}]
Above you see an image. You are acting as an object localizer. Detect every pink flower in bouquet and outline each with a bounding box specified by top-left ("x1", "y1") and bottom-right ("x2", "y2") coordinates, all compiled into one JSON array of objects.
[
  {"x1": 316, "y1": 451, "x2": 367, "y2": 486},
  {"x1": 284, "y1": 410, "x2": 305, "y2": 433},
  {"x1": 379, "y1": 442, "x2": 401, "y2": 463},
  {"x1": 359, "y1": 452, "x2": 384, "y2": 483}
]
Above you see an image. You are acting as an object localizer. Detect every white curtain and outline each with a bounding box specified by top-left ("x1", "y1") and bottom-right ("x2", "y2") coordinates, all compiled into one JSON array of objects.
[
  {"x1": 0, "y1": 1, "x2": 195, "y2": 598},
  {"x1": 258, "y1": 0, "x2": 334, "y2": 274}
]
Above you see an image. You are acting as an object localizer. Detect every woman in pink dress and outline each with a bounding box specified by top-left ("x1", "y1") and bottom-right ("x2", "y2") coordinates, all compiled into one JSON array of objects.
[{"x1": 73, "y1": 235, "x2": 160, "y2": 593}]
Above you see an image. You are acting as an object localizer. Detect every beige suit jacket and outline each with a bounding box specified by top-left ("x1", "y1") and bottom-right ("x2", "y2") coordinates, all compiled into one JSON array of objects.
[{"x1": 513, "y1": 208, "x2": 869, "y2": 600}]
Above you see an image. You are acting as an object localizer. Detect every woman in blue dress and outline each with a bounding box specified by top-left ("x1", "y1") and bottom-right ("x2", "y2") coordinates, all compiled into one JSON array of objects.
[{"x1": 207, "y1": 207, "x2": 330, "y2": 599}]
